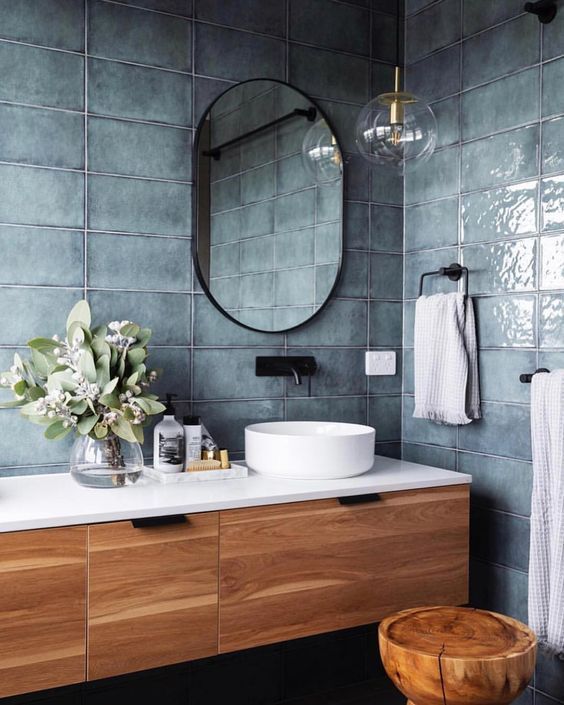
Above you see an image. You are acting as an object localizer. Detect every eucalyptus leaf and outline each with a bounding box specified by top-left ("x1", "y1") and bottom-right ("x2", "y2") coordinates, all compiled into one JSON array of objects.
[
  {"x1": 94, "y1": 422, "x2": 108, "y2": 439},
  {"x1": 96, "y1": 355, "x2": 110, "y2": 388},
  {"x1": 99, "y1": 391, "x2": 121, "y2": 409},
  {"x1": 27, "y1": 337, "x2": 60, "y2": 351},
  {"x1": 44, "y1": 420, "x2": 72, "y2": 440},
  {"x1": 127, "y1": 348, "x2": 146, "y2": 366},
  {"x1": 30, "y1": 349, "x2": 51, "y2": 378},
  {"x1": 131, "y1": 423, "x2": 144, "y2": 444},
  {"x1": 120, "y1": 323, "x2": 140, "y2": 338},
  {"x1": 102, "y1": 378, "x2": 119, "y2": 396},
  {"x1": 132, "y1": 328, "x2": 152, "y2": 348},
  {"x1": 135, "y1": 397, "x2": 166, "y2": 415},
  {"x1": 77, "y1": 414, "x2": 99, "y2": 435},
  {"x1": 92, "y1": 336, "x2": 111, "y2": 359},
  {"x1": 13, "y1": 379, "x2": 27, "y2": 396},
  {"x1": 110, "y1": 416, "x2": 137, "y2": 443},
  {"x1": 66, "y1": 300, "x2": 91, "y2": 331},
  {"x1": 69, "y1": 399, "x2": 88, "y2": 415},
  {"x1": 0, "y1": 399, "x2": 26, "y2": 409},
  {"x1": 79, "y1": 349, "x2": 97, "y2": 384},
  {"x1": 28, "y1": 387, "x2": 46, "y2": 401}
]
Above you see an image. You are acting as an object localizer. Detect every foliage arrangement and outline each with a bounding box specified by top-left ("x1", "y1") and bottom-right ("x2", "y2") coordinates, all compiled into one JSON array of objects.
[{"x1": 0, "y1": 300, "x2": 165, "y2": 443}]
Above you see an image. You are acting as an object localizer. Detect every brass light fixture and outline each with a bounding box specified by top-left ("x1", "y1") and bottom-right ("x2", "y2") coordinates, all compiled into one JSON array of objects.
[{"x1": 355, "y1": 0, "x2": 437, "y2": 173}]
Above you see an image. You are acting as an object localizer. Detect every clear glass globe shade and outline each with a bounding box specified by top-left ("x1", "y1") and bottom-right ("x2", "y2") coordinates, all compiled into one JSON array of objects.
[
  {"x1": 301, "y1": 118, "x2": 343, "y2": 185},
  {"x1": 355, "y1": 93, "x2": 437, "y2": 174}
]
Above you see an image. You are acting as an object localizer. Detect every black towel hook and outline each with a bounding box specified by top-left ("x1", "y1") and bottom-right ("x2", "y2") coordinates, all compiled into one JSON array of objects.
[{"x1": 418, "y1": 263, "x2": 469, "y2": 298}]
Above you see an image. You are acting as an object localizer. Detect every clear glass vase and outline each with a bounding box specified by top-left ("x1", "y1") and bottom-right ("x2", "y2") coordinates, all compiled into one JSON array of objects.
[{"x1": 69, "y1": 433, "x2": 144, "y2": 488}]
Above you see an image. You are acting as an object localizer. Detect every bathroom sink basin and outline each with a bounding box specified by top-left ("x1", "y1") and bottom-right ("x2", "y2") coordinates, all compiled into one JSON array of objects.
[{"x1": 245, "y1": 421, "x2": 376, "y2": 480}]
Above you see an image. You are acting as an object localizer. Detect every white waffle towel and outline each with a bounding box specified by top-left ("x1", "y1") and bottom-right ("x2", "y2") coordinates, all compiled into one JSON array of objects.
[
  {"x1": 528, "y1": 369, "x2": 564, "y2": 655},
  {"x1": 413, "y1": 292, "x2": 480, "y2": 425}
]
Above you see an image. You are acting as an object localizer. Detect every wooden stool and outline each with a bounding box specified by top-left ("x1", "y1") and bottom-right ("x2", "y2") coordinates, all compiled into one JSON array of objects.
[{"x1": 379, "y1": 606, "x2": 536, "y2": 705}]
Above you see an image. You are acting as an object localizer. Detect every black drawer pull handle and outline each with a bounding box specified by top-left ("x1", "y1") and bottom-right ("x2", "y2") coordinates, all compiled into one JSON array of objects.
[
  {"x1": 131, "y1": 514, "x2": 187, "y2": 528},
  {"x1": 338, "y1": 493, "x2": 381, "y2": 505}
]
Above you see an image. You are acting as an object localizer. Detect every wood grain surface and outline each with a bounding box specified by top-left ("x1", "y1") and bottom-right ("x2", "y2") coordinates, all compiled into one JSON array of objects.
[{"x1": 0, "y1": 526, "x2": 87, "y2": 698}]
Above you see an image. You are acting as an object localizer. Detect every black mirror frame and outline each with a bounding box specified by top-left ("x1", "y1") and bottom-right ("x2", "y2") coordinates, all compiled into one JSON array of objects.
[{"x1": 192, "y1": 77, "x2": 345, "y2": 334}]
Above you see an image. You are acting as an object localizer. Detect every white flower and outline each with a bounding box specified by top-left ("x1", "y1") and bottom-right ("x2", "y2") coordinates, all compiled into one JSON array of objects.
[
  {"x1": 52, "y1": 334, "x2": 60, "y2": 342},
  {"x1": 0, "y1": 376, "x2": 8, "y2": 386}
]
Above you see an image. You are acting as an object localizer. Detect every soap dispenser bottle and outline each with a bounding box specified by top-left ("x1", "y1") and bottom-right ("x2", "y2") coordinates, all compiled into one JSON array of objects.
[{"x1": 153, "y1": 393, "x2": 185, "y2": 473}]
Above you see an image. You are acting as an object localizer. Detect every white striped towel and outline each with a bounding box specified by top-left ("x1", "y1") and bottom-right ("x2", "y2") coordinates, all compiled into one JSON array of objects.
[
  {"x1": 413, "y1": 292, "x2": 480, "y2": 425},
  {"x1": 528, "y1": 369, "x2": 564, "y2": 656}
]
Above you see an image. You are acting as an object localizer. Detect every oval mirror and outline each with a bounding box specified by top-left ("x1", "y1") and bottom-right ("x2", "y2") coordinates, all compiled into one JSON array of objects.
[{"x1": 193, "y1": 79, "x2": 344, "y2": 333}]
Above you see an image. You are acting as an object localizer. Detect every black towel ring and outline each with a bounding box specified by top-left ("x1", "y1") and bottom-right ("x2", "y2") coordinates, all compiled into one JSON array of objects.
[{"x1": 418, "y1": 263, "x2": 469, "y2": 297}]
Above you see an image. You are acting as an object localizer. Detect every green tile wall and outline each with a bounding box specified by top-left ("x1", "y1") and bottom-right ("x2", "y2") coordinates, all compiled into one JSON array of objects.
[
  {"x1": 405, "y1": 1, "x2": 564, "y2": 701},
  {"x1": 0, "y1": 0, "x2": 403, "y2": 480}
]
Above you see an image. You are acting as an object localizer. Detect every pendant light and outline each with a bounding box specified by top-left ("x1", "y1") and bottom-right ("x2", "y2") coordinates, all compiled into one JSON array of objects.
[
  {"x1": 301, "y1": 117, "x2": 343, "y2": 185},
  {"x1": 355, "y1": 0, "x2": 437, "y2": 173}
]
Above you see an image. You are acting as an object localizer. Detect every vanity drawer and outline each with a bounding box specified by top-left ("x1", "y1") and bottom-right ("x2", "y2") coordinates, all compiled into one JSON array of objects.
[
  {"x1": 87, "y1": 513, "x2": 219, "y2": 680},
  {"x1": 0, "y1": 526, "x2": 87, "y2": 698},
  {"x1": 218, "y1": 485, "x2": 469, "y2": 653}
]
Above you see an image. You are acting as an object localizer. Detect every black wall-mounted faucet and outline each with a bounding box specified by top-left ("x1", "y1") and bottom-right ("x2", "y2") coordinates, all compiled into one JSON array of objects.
[{"x1": 256, "y1": 356, "x2": 318, "y2": 395}]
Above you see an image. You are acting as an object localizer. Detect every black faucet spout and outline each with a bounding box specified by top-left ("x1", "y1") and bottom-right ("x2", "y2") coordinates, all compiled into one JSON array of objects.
[
  {"x1": 290, "y1": 366, "x2": 302, "y2": 385},
  {"x1": 256, "y1": 356, "x2": 317, "y2": 391}
]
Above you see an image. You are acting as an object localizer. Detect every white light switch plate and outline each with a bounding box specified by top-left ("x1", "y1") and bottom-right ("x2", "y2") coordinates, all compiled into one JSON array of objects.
[{"x1": 365, "y1": 350, "x2": 396, "y2": 376}]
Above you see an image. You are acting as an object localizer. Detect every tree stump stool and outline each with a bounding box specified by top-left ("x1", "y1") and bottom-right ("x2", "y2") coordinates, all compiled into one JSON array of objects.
[{"x1": 379, "y1": 606, "x2": 536, "y2": 705}]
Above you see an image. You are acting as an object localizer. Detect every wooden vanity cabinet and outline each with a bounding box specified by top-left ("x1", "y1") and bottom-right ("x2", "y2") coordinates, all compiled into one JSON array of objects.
[
  {"x1": 0, "y1": 526, "x2": 87, "y2": 699},
  {"x1": 87, "y1": 512, "x2": 219, "y2": 680},
  {"x1": 218, "y1": 485, "x2": 469, "y2": 653}
]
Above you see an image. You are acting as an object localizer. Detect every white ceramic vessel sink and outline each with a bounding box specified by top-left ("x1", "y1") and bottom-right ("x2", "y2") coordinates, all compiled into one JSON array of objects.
[{"x1": 245, "y1": 421, "x2": 376, "y2": 480}]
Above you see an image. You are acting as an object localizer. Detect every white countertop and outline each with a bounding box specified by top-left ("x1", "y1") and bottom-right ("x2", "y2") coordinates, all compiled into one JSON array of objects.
[{"x1": 0, "y1": 456, "x2": 471, "y2": 533}]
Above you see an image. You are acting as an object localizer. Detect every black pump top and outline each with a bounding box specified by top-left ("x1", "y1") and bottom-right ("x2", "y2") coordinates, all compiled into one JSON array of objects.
[
  {"x1": 183, "y1": 415, "x2": 200, "y2": 426},
  {"x1": 164, "y1": 393, "x2": 178, "y2": 415}
]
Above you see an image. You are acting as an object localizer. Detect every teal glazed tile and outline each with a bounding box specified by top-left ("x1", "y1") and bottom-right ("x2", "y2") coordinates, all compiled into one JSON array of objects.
[
  {"x1": 469, "y1": 559, "x2": 528, "y2": 625},
  {"x1": 88, "y1": 117, "x2": 190, "y2": 181},
  {"x1": 405, "y1": 198, "x2": 459, "y2": 251},
  {"x1": 275, "y1": 267, "x2": 315, "y2": 306},
  {"x1": 462, "y1": 239, "x2": 537, "y2": 295},
  {"x1": 88, "y1": 175, "x2": 190, "y2": 237},
  {"x1": 478, "y1": 349, "x2": 538, "y2": 404},
  {"x1": 344, "y1": 203, "x2": 368, "y2": 250},
  {"x1": 287, "y1": 396, "x2": 367, "y2": 425},
  {"x1": 240, "y1": 132, "x2": 275, "y2": 172},
  {"x1": 0, "y1": 0, "x2": 84, "y2": 51},
  {"x1": 403, "y1": 300, "x2": 415, "y2": 347},
  {"x1": 87, "y1": 233, "x2": 191, "y2": 291},
  {"x1": 405, "y1": 146, "x2": 459, "y2": 205},
  {"x1": 289, "y1": 45, "x2": 370, "y2": 105},
  {"x1": 0, "y1": 287, "x2": 82, "y2": 345},
  {"x1": 542, "y1": 116, "x2": 564, "y2": 174},
  {"x1": 368, "y1": 396, "x2": 402, "y2": 442},
  {"x1": 193, "y1": 294, "x2": 283, "y2": 347},
  {"x1": 540, "y1": 294, "x2": 564, "y2": 348},
  {"x1": 192, "y1": 399, "x2": 284, "y2": 452},
  {"x1": 542, "y1": 57, "x2": 564, "y2": 117},
  {"x1": 337, "y1": 251, "x2": 368, "y2": 298},
  {"x1": 370, "y1": 205, "x2": 403, "y2": 253},
  {"x1": 0, "y1": 103, "x2": 84, "y2": 170},
  {"x1": 290, "y1": 0, "x2": 370, "y2": 56},
  {"x1": 371, "y1": 61, "x2": 396, "y2": 98},
  {"x1": 459, "y1": 402, "x2": 532, "y2": 461},
  {"x1": 275, "y1": 189, "x2": 316, "y2": 232},
  {"x1": 241, "y1": 201, "x2": 274, "y2": 239},
  {"x1": 458, "y1": 452, "x2": 532, "y2": 517},
  {"x1": 405, "y1": 45, "x2": 460, "y2": 103},
  {"x1": 539, "y1": 350, "x2": 564, "y2": 371},
  {"x1": 463, "y1": 0, "x2": 525, "y2": 36},
  {"x1": 194, "y1": 24, "x2": 284, "y2": 82},
  {"x1": 368, "y1": 351, "x2": 402, "y2": 394},
  {"x1": 288, "y1": 299, "x2": 368, "y2": 347},
  {"x1": 404, "y1": 247, "x2": 458, "y2": 299},
  {"x1": 402, "y1": 443, "x2": 456, "y2": 470},
  {"x1": 461, "y1": 68, "x2": 540, "y2": 142},
  {"x1": 241, "y1": 236, "x2": 274, "y2": 274},
  {"x1": 210, "y1": 176, "x2": 240, "y2": 215},
  {"x1": 0, "y1": 164, "x2": 84, "y2": 229},
  {"x1": 276, "y1": 154, "x2": 315, "y2": 196},
  {"x1": 541, "y1": 175, "x2": 564, "y2": 231},
  {"x1": 431, "y1": 96, "x2": 460, "y2": 149},
  {"x1": 369, "y1": 301, "x2": 403, "y2": 347},
  {"x1": 194, "y1": 76, "x2": 232, "y2": 125},
  {"x1": 315, "y1": 223, "x2": 341, "y2": 265},
  {"x1": 402, "y1": 395, "x2": 457, "y2": 447},
  {"x1": 210, "y1": 276, "x2": 240, "y2": 310},
  {"x1": 195, "y1": 0, "x2": 285, "y2": 37},
  {"x1": 461, "y1": 181, "x2": 538, "y2": 244},
  {"x1": 541, "y1": 234, "x2": 564, "y2": 290},
  {"x1": 88, "y1": 58, "x2": 191, "y2": 127},
  {"x1": 148, "y1": 347, "x2": 191, "y2": 401},
  {"x1": 371, "y1": 12, "x2": 397, "y2": 63},
  {"x1": 286, "y1": 348, "x2": 366, "y2": 397},
  {"x1": 345, "y1": 153, "x2": 371, "y2": 203},
  {"x1": 274, "y1": 229, "x2": 314, "y2": 269},
  {"x1": 89, "y1": 0, "x2": 191, "y2": 71},
  {"x1": 536, "y1": 651, "x2": 564, "y2": 702},
  {"x1": 88, "y1": 290, "x2": 191, "y2": 346},
  {"x1": 193, "y1": 348, "x2": 284, "y2": 400},
  {"x1": 0, "y1": 42, "x2": 83, "y2": 111},
  {"x1": 239, "y1": 307, "x2": 276, "y2": 330},
  {"x1": 241, "y1": 163, "x2": 275, "y2": 205},
  {"x1": 0, "y1": 226, "x2": 83, "y2": 287},
  {"x1": 316, "y1": 181, "x2": 343, "y2": 224},
  {"x1": 0, "y1": 410, "x2": 74, "y2": 467},
  {"x1": 461, "y1": 125, "x2": 539, "y2": 193},
  {"x1": 462, "y1": 15, "x2": 539, "y2": 91},
  {"x1": 406, "y1": 0, "x2": 436, "y2": 15},
  {"x1": 240, "y1": 272, "x2": 274, "y2": 309},
  {"x1": 210, "y1": 210, "x2": 241, "y2": 246},
  {"x1": 107, "y1": 0, "x2": 192, "y2": 14},
  {"x1": 272, "y1": 306, "x2": 315, "y2": 330},
  {"x1": 403, "y1": 347, "x2": 414, "y2": 394},
  {"x1": 475, "y1": 295, "x2": 536, "y2": 348},
  {"x1": 406, "y1": 0, "x2": 461, "y2": 64},
  {"x1": 370, "y1": 253, "x2": 403, "y2": 299},
  {"x1": 470, "y1": 507, "x2": 530, "y2": 571}
]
